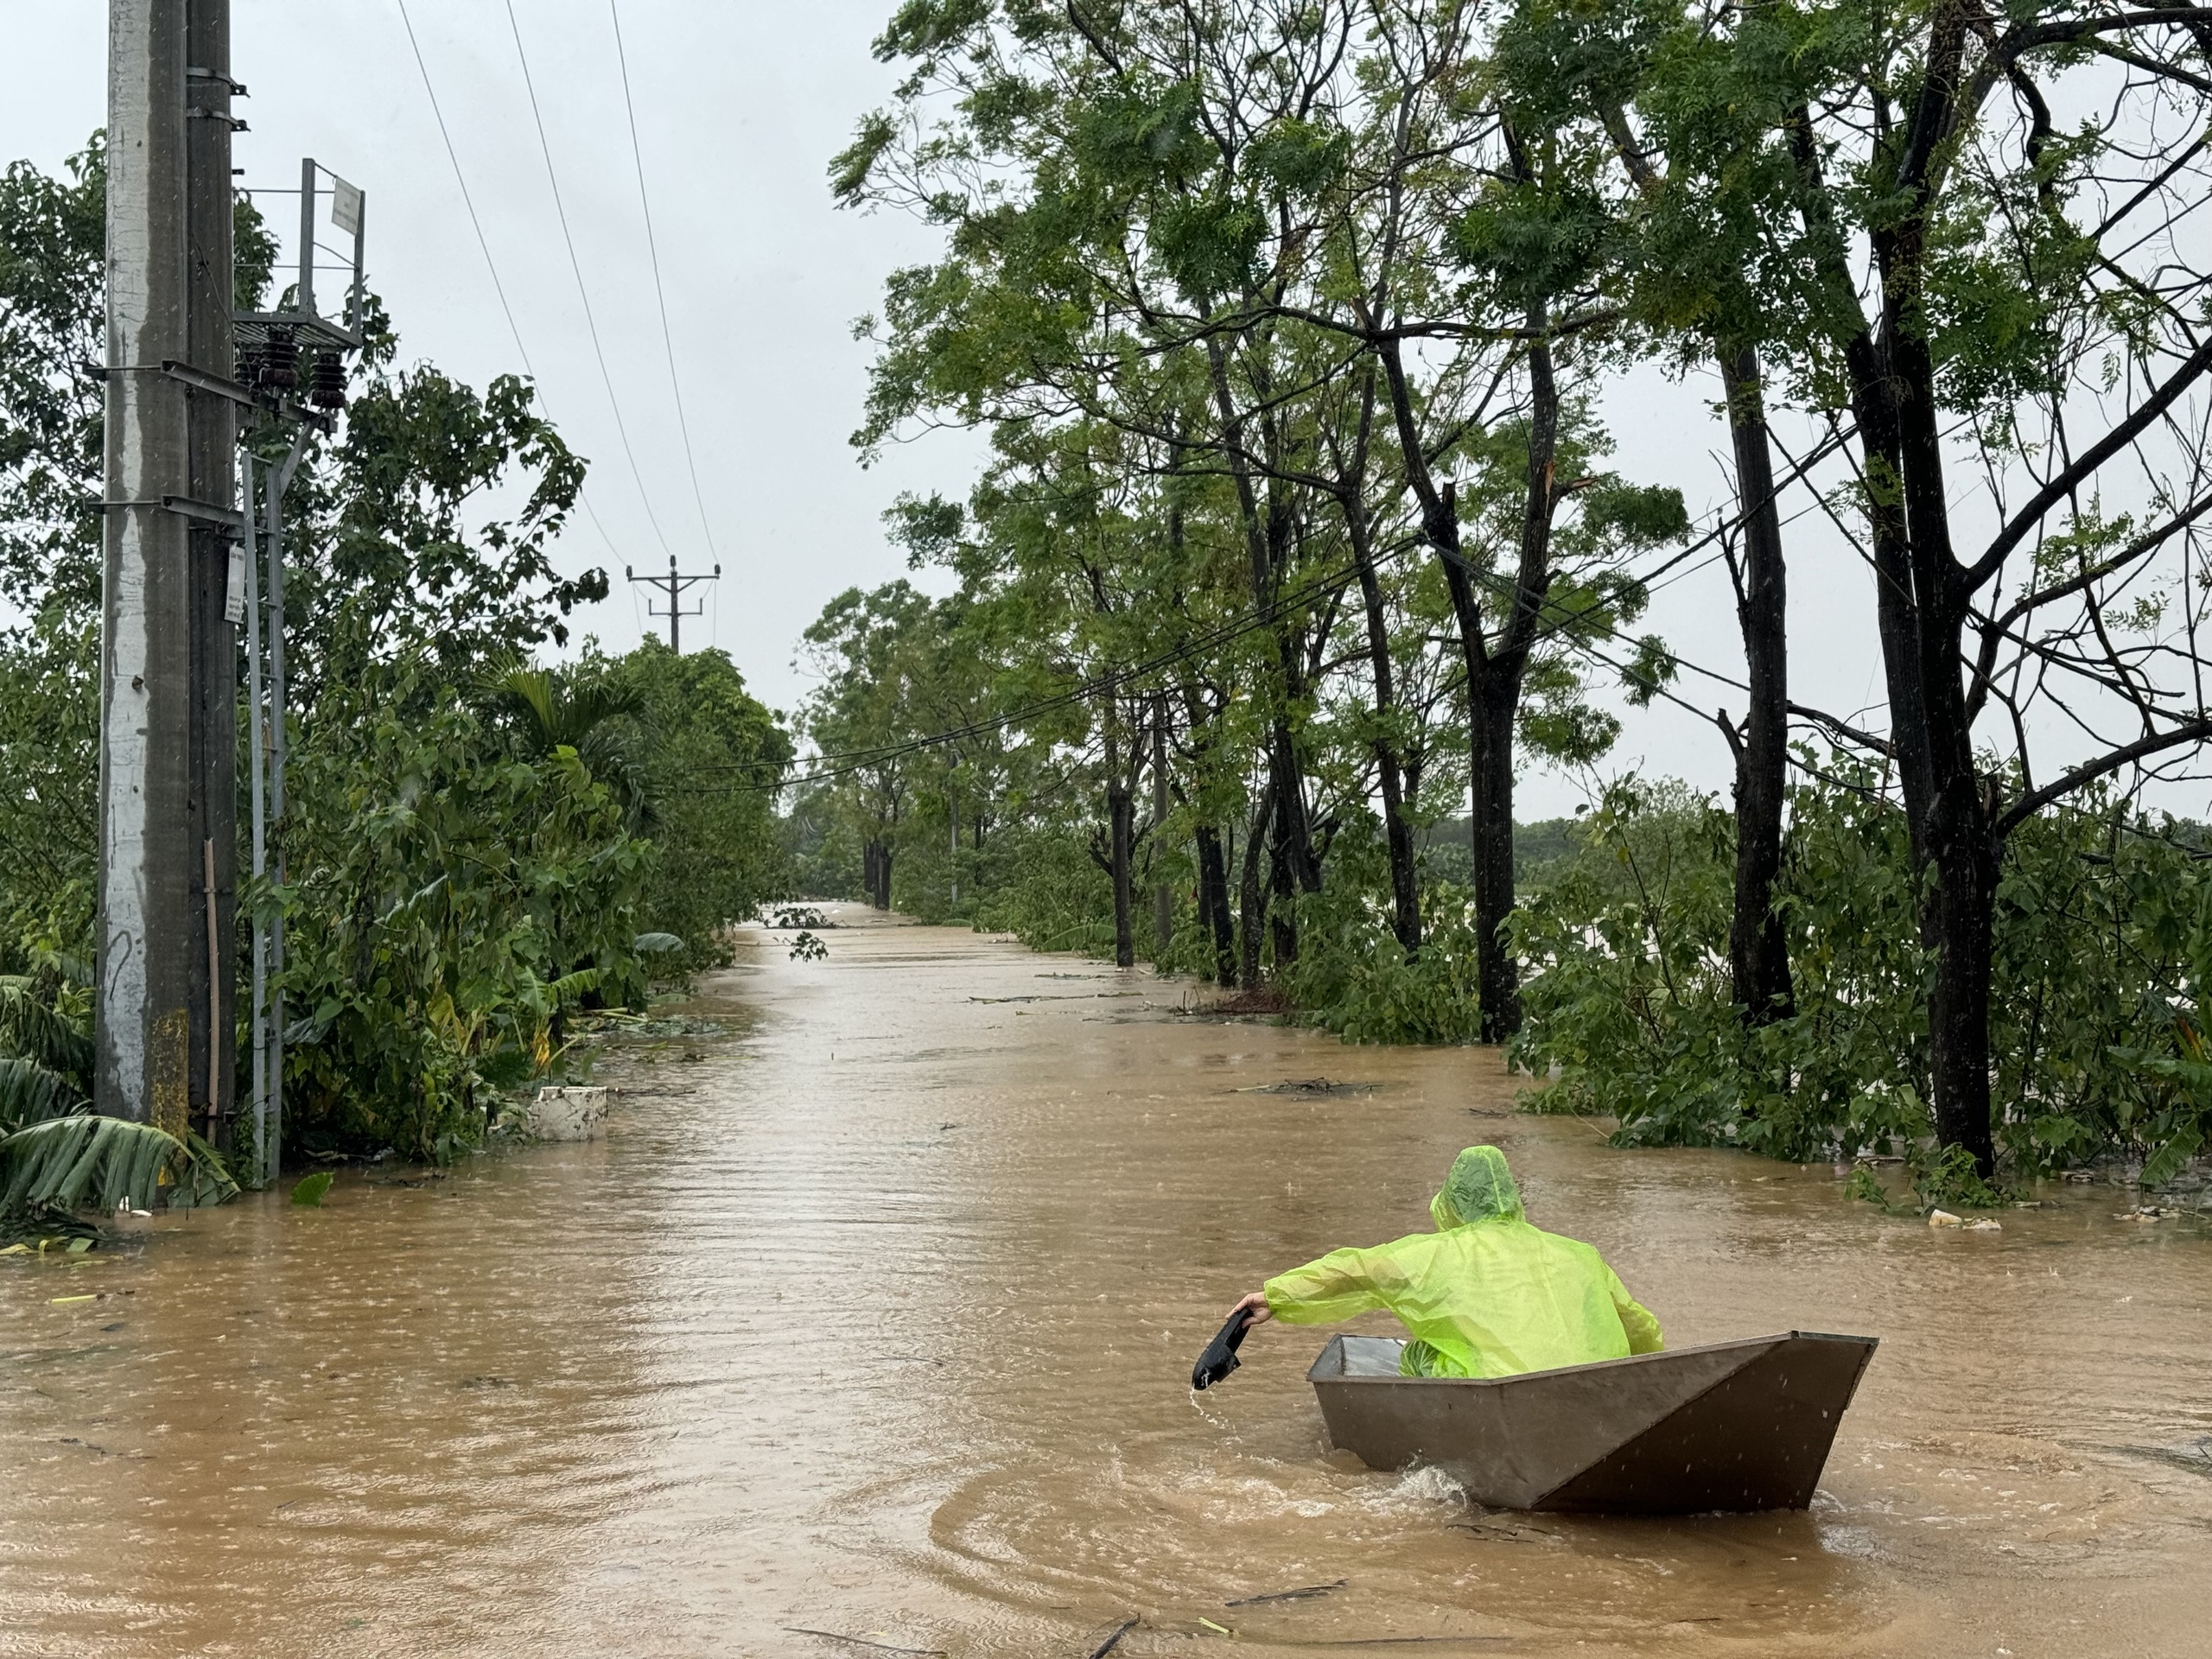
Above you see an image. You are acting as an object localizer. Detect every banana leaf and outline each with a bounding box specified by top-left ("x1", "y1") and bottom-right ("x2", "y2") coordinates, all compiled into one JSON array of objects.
[
  {"x1": 0, "y1": 1056, "x2": 86, "y2": 1134},
  {"x1": 0, "y1": 977, "x2": 94, "y2": 1088},
  {"x1": 0, "y1": 1115, "x2": 239, "y2": 1213}
]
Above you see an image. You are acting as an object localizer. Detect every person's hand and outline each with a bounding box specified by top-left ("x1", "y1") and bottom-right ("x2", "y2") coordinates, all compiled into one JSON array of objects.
[{"x1": 1230, "y1": 1289, "x2": 1274, "y2": 1325}]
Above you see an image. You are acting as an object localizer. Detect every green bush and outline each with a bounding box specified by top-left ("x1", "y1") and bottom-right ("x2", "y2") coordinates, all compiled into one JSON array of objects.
[
  {"x1": 1509, "y1": 759, "x2": 2212, "y2": 1178},
  {"x1": 968, "y1": 823, "x2": 1119, "y2": 953},
  {"x1": 280, "y1": 667, "x2": 650, "y2": 1164},
  {"x1": 1285, "y1": 814, "x2": 1487, "y2": 1044}
]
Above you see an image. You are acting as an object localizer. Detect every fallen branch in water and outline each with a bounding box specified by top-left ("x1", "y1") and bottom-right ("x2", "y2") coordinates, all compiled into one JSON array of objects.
[
  {"x1": 1086, "y1": 1618, "x2": 1138, "y2": 1658},
  {"x1": 783, "y1": 1630, "x2": 946, "y2": 1657},
  {"x1": 1226, "y1": 1579, "x2": 1348, "y2": 1605}
]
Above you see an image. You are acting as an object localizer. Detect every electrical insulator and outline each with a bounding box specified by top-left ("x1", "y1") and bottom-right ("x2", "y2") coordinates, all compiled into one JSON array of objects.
[
  {"x1": 309, "y1": 351, "x2": 347, "y2": 410},
  {"x1": 262, "y1": 327, "x2": 298, "y2": 390},
  {"x1": 236, "y1": 346, "x2": 264, "y2": 388}
]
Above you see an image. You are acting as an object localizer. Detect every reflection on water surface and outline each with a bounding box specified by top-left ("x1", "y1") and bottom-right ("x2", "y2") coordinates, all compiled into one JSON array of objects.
[{"x1": 4, "y1": 906, "x2": 2209, "y2": 1656}]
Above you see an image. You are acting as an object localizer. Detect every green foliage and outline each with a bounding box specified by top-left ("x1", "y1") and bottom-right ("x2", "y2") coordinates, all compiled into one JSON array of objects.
[
  {"x1": 280, "y1": 667, "x2": 651, "y2": 1164},
  {"x1": 289, "y1": 1171, "x2": 334, "y2": 1208},
  {"x1": 1910, "y1": 1143, "x2": 2008, "y2": 1211},
  {"x1": 1510, "y1": 762, "x2": 2212, "y2": 1179},
  {"x1": 597, "y1": 643, "x2": 793, "y2": 966},
  {"x1": 969, "y1": 823, "x2": 1119, "y2": 953},
  {"x1": 1284, "y1": 817, "x2": 1488, "y2": 1045},
  {"x1": 0, "y1": 1055, "x2": 82, "y2": 1132},
  {"x1": 1, "y1": 1115, "x2": 237, "y2": 1213},
  {"x1": 1843, "y1": 1165, "x2": 1903, "y2": 1211},
  {"x1": 0, "y1": 137, "x2": 104, "y2": 621},
  {"x1": 0, "y1": 975, "x2": 92, "y2": 1087}
]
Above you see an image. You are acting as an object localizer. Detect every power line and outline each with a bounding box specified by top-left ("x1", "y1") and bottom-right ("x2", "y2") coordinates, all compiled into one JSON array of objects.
[
  {"x1": 503, "y1": 0, "x2": 676, "y2": 558},
  {"x1": 686, "y1": 419, "x2": 1865, "y2": 795},
  {"x1": 607, "y1": 0, "x2": 721, "y2": 564},
  {"x1": 687, "y1": 518, "x2": 1754, "y2": 796},
  {"x1": 395, "y1": 0, "x2": 624, "y2": 563}
]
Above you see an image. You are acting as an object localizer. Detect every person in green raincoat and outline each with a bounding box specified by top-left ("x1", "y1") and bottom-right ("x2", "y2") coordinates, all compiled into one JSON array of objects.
[{"x1": 1226, "y1": 1146, "x2": 1664, "y2": 1377}]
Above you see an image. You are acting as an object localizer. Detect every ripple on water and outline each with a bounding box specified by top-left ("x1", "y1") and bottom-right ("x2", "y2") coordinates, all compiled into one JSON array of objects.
[{"x1": 3, "y1": 908, "x2": 2209, "y2": 1657}]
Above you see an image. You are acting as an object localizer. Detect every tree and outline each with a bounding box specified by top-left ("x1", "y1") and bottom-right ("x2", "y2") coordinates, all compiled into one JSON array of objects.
[
  {"x1": 837, "y1": 0, "x2": 1681, "y2": 1014},
  {"x1": 1623, "y1": 0, "x2": 2212, "y2": 1173},
  {"x1": 603, "y1": 642, "x2": 793, "y2": 963}
]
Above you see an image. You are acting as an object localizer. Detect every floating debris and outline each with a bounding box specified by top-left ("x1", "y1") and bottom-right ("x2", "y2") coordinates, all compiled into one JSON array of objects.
[
  {"x1": 1227, "y1": 1579, "x2": 1347, "y2": 1606},
  {"x1": 2113, "y1": 1436, "x2": 2212, "y2": 1475},
  {"x1": 1929, "y1": 1210, "x2": 2000, "y2": 1230},
  {"x1": 783, "y1": 1630, "x2": 944, "y2": 1657}
]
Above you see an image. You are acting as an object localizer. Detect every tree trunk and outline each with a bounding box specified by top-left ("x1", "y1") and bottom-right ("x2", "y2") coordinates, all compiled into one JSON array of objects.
[
  {"x1": 864, "y1": 838, "x2": 893, "y2": 911},
  {"x1": 1106, "y1": 702, "x2": 1135, "y2": 969},
  {"x1": 1789, "y1": 111, "x2": 1977, "y2": 1162},
  {"x1": 1337, "y1": 365, "x2": 1421, "y2": 955},
  {"x1": 1719, "y1": 348, "x2": 1796, "y2": 1023},
  {"x1": 1893, "y1": 302, "x2": 1999, "y2": 1177},
  {"x1": 1196, "y1": 823, "x2": 1235, "y2": 983},
  {"x1": 1268, "y1": 826, "x2": 1299, "y2": 974},
  {"x1": 1239, "y1": 780, "x2": 1274, "y2": 990},
  {"x1": 1468, "y1": 680, "x2": 1521, "y2": 1041},
  {"x1": 1348, "y1": 495, "x2": 1420, "y2": 956},
  {"x1": 1152, "y1": 701, "x2": 1173, "y2": 958},
  {"x1": 1376, "y1": 302, "x2": 1557, "y2": 1046},
  {"x1": 1205, "y1": 336, "x2": 1321, "y2": 916},
  {"x1": 1796, "y1": 35, "x2": 1994, "y2": 1174},
  {"x1": 1927, "y1": 793, "x2": 1998, "y2": 1173}
]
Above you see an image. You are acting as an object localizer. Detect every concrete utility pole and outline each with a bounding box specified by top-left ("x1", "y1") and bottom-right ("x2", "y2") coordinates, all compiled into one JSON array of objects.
[
  {"x1": 185, "y1": 0, "x2": 240, "y2": 1135},
  {"x1": 99, "y1": 0, "x2": 239, "y2": 1129},
  {"x1": 626, "y1": 555, "x2": 719, "y2": 652},
  {"x1": 100, "y1": 0, "x2": 235, "y2": 1130}
]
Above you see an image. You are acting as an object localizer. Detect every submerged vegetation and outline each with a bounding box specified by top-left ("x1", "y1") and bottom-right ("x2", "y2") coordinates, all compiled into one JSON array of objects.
[
  {"x1": 12, "y1": 0, "x2": 2212, "y2": 1224},
  {"x1": 792, "y1": 0, "x2": 2212, "y2": 1192},
  {"x1": 0, "y1": 140, "x2": 791, "y2": 1213}
]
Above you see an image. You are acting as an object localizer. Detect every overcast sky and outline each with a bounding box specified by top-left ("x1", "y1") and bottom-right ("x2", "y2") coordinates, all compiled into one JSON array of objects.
[{"x1": 15, "y1": 2, "x2": 2182, "y2": 824}]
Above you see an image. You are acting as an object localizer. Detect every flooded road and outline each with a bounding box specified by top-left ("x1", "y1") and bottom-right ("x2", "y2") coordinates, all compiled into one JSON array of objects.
[{"x1": 5, "y1": 906, "x2": 2211, "y2": 1656}]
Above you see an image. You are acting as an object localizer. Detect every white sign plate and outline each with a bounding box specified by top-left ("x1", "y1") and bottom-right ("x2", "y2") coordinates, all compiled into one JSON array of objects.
[{"x1": 330, "y1": 176, "x2": 362, "y2": 238}]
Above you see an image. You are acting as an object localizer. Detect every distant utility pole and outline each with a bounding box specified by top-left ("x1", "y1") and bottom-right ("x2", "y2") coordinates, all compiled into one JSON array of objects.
[
  {"x1": 98, "y1": 0, "x2": 240, "y2": 1132},
  {"x1": 627, "y1": 555, "x2": 720, "y2": 652}
]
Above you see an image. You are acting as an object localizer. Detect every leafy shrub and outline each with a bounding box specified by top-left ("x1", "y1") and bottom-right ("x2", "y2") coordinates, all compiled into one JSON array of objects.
[
  {"x1": 1510, "y1": 758, "x2": 2212, "y2": 1177},
  {"x1": 968, "y1": 823, "x2": 1118, "y2": 953},
  {"x1": 280, "y1": 667, "x2": 651, "y2": 1164},
  {"x1": 1285, "y1": 814, "x2": 1487, "y2": 1044}
]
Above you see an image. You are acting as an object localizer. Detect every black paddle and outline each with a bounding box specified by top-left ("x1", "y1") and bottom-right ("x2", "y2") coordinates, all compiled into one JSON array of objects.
[{"x1": 1191, "y1": 1304, "x2": 1256, "y2": 1390}]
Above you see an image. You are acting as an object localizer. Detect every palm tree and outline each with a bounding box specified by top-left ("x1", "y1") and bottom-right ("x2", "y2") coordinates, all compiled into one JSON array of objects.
[{"x1": 476, "y1": 662, "x2": 651, "y2": 829}]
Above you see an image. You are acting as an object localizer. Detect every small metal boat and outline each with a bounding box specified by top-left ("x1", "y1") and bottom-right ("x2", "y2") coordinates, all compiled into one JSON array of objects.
[{"x1": 1307, "y1": 1330, "x2": 1877, "y2": 1514}]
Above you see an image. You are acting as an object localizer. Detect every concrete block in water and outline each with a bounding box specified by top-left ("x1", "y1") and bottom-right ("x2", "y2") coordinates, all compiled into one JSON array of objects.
[{"x1": 528, "y1": 1085, "x2": 608, "y2": 1141}]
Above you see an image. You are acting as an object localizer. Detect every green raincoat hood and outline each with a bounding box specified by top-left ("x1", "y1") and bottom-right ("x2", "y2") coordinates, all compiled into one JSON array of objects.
[{"x1": 1429, "y1": 1145, "x2": 1524, "y2": 1230}]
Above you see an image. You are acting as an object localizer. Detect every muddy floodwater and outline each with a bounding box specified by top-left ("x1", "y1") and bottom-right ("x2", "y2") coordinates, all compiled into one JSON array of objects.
[{"x1": 6, "y1": 909, "x2": 2212, "y2": 1656}]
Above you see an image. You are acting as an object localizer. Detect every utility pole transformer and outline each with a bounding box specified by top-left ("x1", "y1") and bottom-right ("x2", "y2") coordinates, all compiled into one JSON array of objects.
[{"x1": 99, "y1": 0, "x2": 238, "y2": 1130}]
